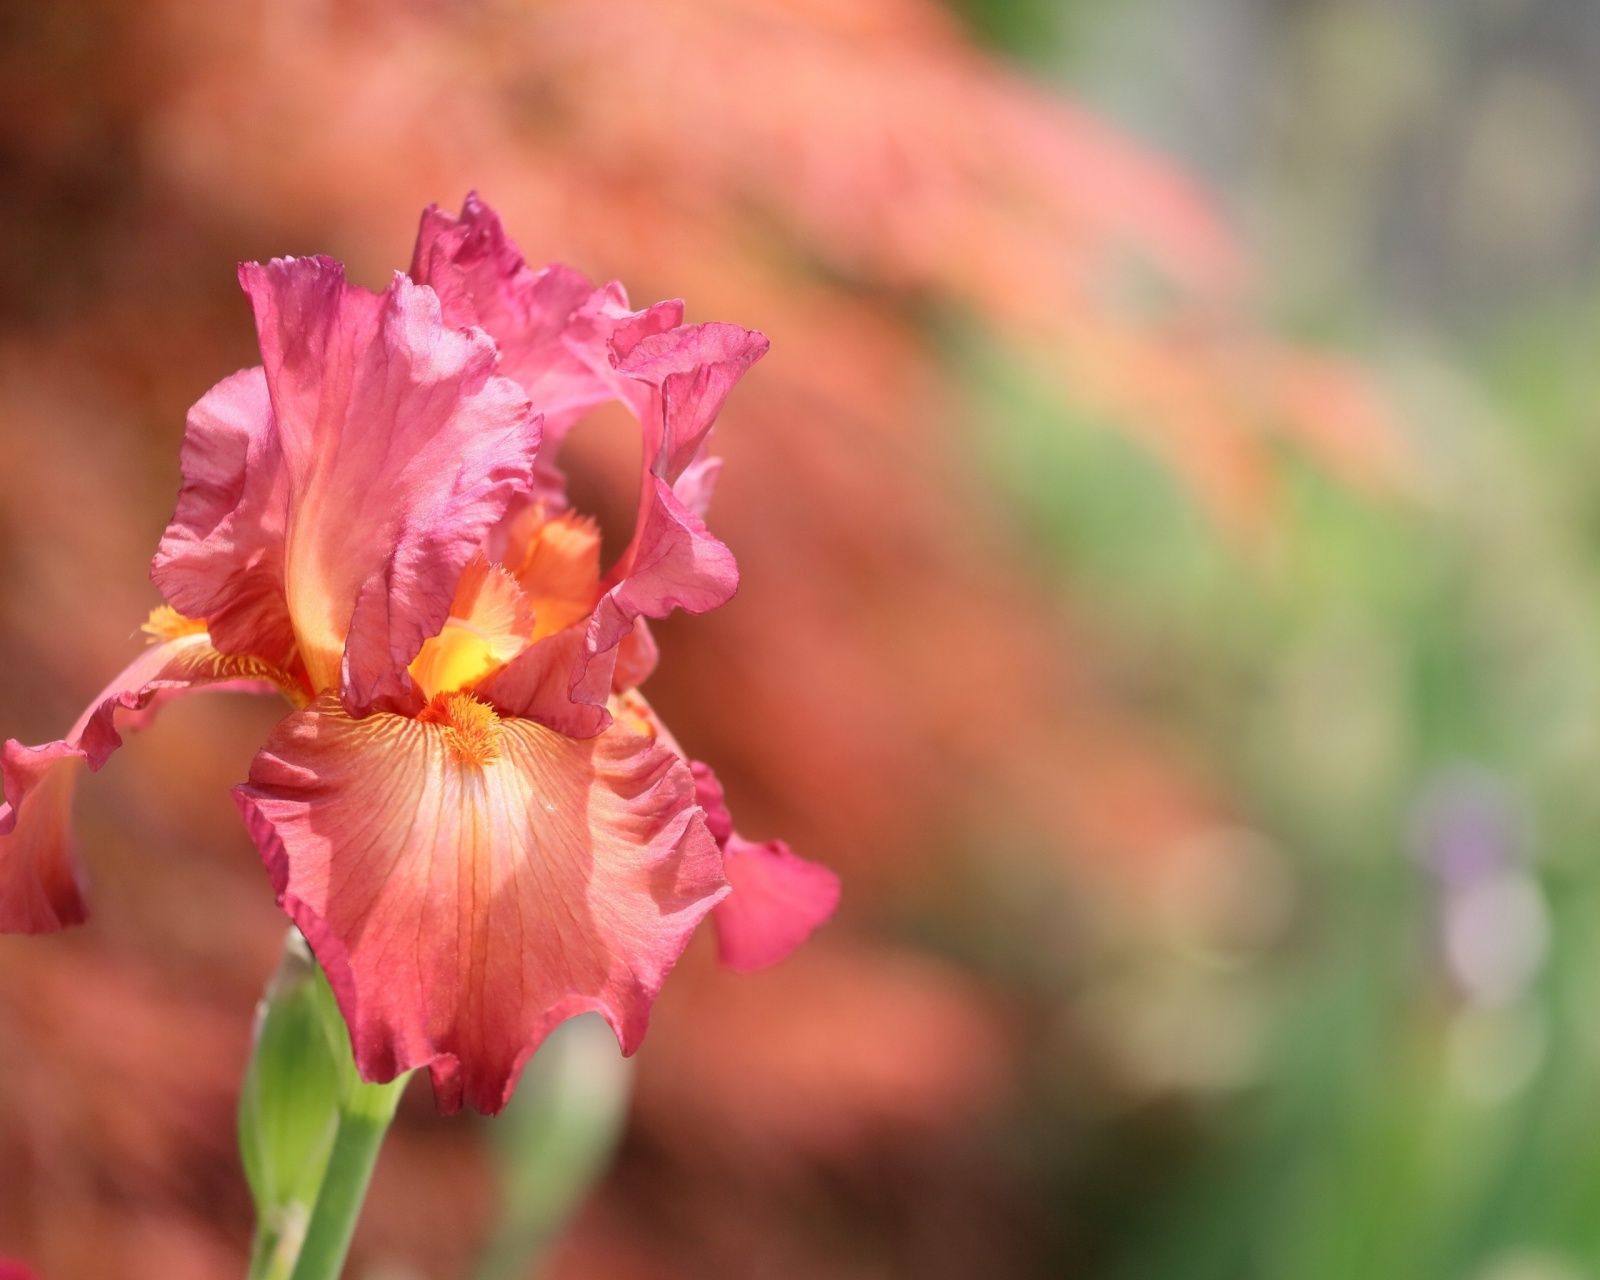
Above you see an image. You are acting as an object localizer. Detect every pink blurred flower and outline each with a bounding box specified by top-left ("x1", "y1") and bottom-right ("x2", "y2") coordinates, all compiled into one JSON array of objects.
[{"x1": 0, "y1": 196, "x2": 838, "y2": 1114}]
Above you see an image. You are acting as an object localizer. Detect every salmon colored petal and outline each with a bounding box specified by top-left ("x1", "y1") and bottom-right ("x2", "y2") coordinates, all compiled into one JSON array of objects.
[
  {"x1": 0, "y1": 742, "x2": 85, "y2": 933},
  {"x1": 0, "y1": 630, "x2": 294, "y2": 932},
  {"x1": 690, "y1": 761, "x2": 839, "y2": 973},
  {"x1": 234, "y1": 694, "x2": 728, "y2": 1114},
  {"x1": 503, "y1": 509, "x2": 603, "y2": 642},
  {"x1": 476, "y1": 627, "x2": 614, "y2": 739},
  {"x1": 150, "y1": 366, "x2": 297, "y2": 666},
  {"x1": 239, "y1": 255, "x2": 541, "y2": 708}
]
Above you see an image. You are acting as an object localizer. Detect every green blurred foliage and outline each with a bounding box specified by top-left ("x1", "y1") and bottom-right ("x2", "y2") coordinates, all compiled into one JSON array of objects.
[
  {"x1": 946, "y1": 5, "x2": 1600, "y2": 1277},
  {"x1": 474, "y1": 1016, "x2": 634, "y2": 1280},
  {"x1": 963, "y1": 289, "x2": 1600, "y2": 1276}
]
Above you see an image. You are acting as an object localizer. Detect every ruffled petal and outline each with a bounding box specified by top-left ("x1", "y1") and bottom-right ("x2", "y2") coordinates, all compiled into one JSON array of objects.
[
  {"x1": 612, "y1": 617, "x2": 659, "y2": 692},
  {"x1": 410, "y1": 195, "x2": 618, "y2": 444},
  {"x1": 690, "y1": 761, "x2": 839, "y2": 973},
  {"x1": 689, "y1": 759, "x2": 735, "y2": 845},
  {"x1": 150, "y1": 366, "x2": 297, "y2": 666},
  {"x1": 408, "y1": 197, "x2": 765, "y2": 727},
  {"x1": 564, "y1": 322, "x2": 765, "y2": 699},
  {"x1": 610, "y1": 320, "x2": 770, "y2": 484},
  {"x1": 235, "y1": 693, "x2": 728, "y2": 1115},
  {"x1": 588, "y1": 475, "x2": 740, "y2": 657},
  {"x1": 238, "y1": 255, "x2": 541, "y2": 709},
  {"x1": 672, "y1": 452, "x2": 723, "y2": 521},
  {"x1": 0, "y1": 630, "x2": 295, "y2": 933},
  {"x1": 476, "y1": 627, "x2": 614, "y2": 740}
]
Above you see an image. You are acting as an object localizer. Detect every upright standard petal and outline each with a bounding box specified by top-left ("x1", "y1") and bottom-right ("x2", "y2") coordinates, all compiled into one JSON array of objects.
[
  {"x1": 238, "y1": 256, "x2": 541, "y2": 709},
  {"x1": 150, "y1": 366, "x2": 296, "y2": 666},
  {"x1": 410, "y1": 195, "x2": 617, "y2": 444},
  {"x1": 690, "y1": 762, "x2": 840, "y2": 974},
  {"x1": 0, "y1": 627, "x2": 296, "y2": 933},
  {"x1": 236, "y1": 693, "x2": 727, "y2": 1114},
  {"x1": 572, "y1": 322, "x2": 767, "y2": 695},
  {"x1": 406, "y1": 197, "x2": 766, "y2": 729}
]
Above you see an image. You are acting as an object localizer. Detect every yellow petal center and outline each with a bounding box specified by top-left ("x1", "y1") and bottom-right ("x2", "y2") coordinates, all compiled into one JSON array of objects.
[
  {"x1": 408, "y1": 556, "x2": 532, "y2": 700},
  {"x1": 142, "y1": 605, "x2": 209, "y2": 644}
]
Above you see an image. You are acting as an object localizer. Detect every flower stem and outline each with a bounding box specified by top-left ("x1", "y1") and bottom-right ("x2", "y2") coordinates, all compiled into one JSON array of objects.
[{"x1": 288, "y1": 1079, "x2": 406, "y2": 1280}]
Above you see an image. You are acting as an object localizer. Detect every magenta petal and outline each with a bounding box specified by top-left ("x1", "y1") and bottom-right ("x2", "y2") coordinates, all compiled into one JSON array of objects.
[
  {"x1": 584, "y1": 478, "x2": 739, "y2": 681},
  {"x1": 612, "y1": 321, "x2": 770, "y2": 483},
  {"x1": 689, "y1": 760, "x2": 734, "y2": 845},
  {"x1": 672, "y1": 453, "x2": 723, "y2": 521},
  {"x1": 238, "y1": 256, "x2": 541, "y2": 708},
  {"x1": 410, "y1": 195, "x2": 617, "y2": 444},
  {"x1": 713, "y1": 836, "x2": 842, "y2": 974},
  {"x1": 0, "y1": 633, "x2": 290, "y2": 933},
  {"x1": 687, "y1": 760, "x2": 838, "y2": 972},
  {"x1": 236, "y1": 695, "x2": 727, "y2": 1115},
  {"x1": 612, "y1": 617, "x2": 660, "y2": 693},
  {"x1": 150, "y1": 366, "x2": 296, "y2": 666},
  {"x1": 408, "y1": 196, "x2": 763, "y2": 726}
]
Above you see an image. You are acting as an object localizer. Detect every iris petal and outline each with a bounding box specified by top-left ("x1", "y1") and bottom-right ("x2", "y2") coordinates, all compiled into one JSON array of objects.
[
  {"x1": 236, "y1": 694, "x2": 727, "y2": 1114},
  {"x1": 0, "y1": 630, "x2": 294, "y2": 932}
]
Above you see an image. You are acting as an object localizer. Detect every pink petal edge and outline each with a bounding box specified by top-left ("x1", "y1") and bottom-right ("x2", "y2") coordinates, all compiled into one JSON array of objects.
[
  {"x1": 689, "y1": 760, "x2": 841, "y2": 972},
  {"x1": 0, "y1": 633, "x2": 289, "y2": 932}
]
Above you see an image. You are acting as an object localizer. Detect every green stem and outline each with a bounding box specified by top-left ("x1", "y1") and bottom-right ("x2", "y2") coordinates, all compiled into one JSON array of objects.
[{"x1": 288, "y1": 1080, "x2": 406, "y2": 1280}]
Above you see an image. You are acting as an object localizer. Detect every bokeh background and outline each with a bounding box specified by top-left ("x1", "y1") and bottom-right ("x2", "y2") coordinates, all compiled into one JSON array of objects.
[{"x1": 4, "y1": 0, "x2": 1600, "y2": 1276}]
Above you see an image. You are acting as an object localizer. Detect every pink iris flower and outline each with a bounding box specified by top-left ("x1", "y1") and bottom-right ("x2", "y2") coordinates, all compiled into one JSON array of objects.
[{"x1": 0, "y1": 195, "x2": 839, "y2": 1114}]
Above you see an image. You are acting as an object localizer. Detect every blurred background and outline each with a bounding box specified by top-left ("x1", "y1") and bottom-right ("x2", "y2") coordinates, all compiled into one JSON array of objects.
[{"x1": 4, "y1": 0, "x2": 1600, "y2": 1276}]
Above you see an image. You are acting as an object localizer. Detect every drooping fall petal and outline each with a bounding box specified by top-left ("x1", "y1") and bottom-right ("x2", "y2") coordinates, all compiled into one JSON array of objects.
[
  {"x1": 235, "y1": 692, "x2": 727, "y2": 1114},
  {"x1": 690, "y1": 761, "x2": 840, "y2": 973},
  {"x1": 0, "y1": 629, "x2": 295, "y2": 932},
  {"x1": 237, "y1": 255, "x2": 541, "y2": 709},
  {"x1": 714, "y1": 835, "x2": 844, "y2": 974}
]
